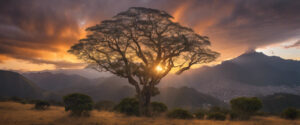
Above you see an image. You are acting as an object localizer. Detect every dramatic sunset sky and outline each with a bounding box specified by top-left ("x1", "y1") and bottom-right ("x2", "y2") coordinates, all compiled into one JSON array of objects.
[{"x1": 0, "y1": 0, "x2": 300, "y2": 71}]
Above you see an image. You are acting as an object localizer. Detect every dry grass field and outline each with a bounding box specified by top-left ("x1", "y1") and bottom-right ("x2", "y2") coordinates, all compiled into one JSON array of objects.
[{"x1": 0, "y1": 101, "x2": 299, "y2": 125}]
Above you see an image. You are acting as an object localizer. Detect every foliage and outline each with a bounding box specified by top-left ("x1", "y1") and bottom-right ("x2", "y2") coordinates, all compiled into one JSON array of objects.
[
  {"x1": 69, "y1": 7, "x2": 219, "y2": 116},
  {"x1": 151, "y1": 101, "x2": 168, "y2": 115},
  {"x1": 94, "y1": 100, "x2": 115, "y2": 111},
  {"x1": 34, "y1": 100, "x2": 50, "y2": 110},
  {"x1": 281, "y1": 108, "x2": 299, "y2": 120},
  {"x1": 207, "y1": 112, "x2": 226, "y2": 121},
  {"x1": 230, "y1": 97, "x2": 262, "y2": 120},
  {"x1": 63, "y1": 93, "x2": 94, "y2": 116},
  {"x1": 167, "y1": 108, "x2": 193, "y2": 119},
  {"x1": 114, "y1": 98, "x2": 140, "y2": 116}
]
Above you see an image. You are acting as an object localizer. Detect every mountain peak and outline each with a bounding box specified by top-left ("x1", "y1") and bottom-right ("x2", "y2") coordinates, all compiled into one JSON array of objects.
[{"x1": 239, "y1": 50, "x2": 266, "y2": 58}]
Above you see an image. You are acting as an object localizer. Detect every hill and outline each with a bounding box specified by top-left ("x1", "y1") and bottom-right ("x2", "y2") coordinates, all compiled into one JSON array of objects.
[
  {"x1": 0, "y1": 70, "x2": 43, "y2": 99},
  {"x1": 23, "y1": 72, "x2": 97, "y2": 91}
]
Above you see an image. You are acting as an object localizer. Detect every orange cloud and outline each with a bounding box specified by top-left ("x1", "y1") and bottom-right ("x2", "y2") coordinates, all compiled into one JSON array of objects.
[{"x1": 1, "y1": 0, "x2": 300, "y2": 71}]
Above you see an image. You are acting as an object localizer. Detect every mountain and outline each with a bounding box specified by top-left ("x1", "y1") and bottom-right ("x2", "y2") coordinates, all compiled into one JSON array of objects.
[
  {"x1": 23, "y1": 72, "x2": 100, "y2": 91},
  {"x1": 225, "y1": 52, "x2": 300, "y2": 86},
  {"x1": 24, "y1": 68, "x2": 111, "y2": 79},
  {"x1": 260, "y1": 93, "x2": 300, "y2": 113},
  {"x1": 0, "y1": 70, "x2": 44, "y2": 99},
  {"x1": 160, "y1": 51, "x2": 300, "y2": 101}
]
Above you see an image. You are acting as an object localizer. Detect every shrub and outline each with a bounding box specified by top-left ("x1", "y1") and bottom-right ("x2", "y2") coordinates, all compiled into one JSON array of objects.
[
  {"x1": 63, "y1": 93, "x2": 94, "y2": 116},
  {"x1": 151, "y1": 101, "x2": 168, "y2": 115},
  {"x1": 34, "y1": 100, "x2": 50, "y2": 110},
  {"x1": 94, "y1": 100, "x2": 115, "y2": 111},
  {"x1": 230, "y1": 97, "x2": 262, "y2": 120},
  {"x1": 114, "y1": 98, "x2": 139, "y2": 116},
  {"x1": 207, "y1": 112, "x2": 226, "y2": 121},
  {"x1": 167, "y1": 108, "x2": 193, "y2": 119},
  {"x1": 281, "y1": 108, "x2": 299, "y2": 120}
]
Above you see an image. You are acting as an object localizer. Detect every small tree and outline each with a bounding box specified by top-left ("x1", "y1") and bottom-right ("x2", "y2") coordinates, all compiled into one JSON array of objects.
[
  {"x1": 34, "y1": 100, "x2": 50, "y2": 110},
  {"x1": 69, "y1": 7, "x2": 219, "y2": 116},
  {"x1": 230, "y1": 97, "x2": 262, "y2": 120},
  {"x1": 114, "y1": 98, "x2": 140, "y2": 116},
  {"x1": 151, "y1": 101, "x2": 168, "y2": 115},
  {"x1": 63, "y1": 93, "x2": 94, "y2": 116},
  {"x1": 167, "y1": 108, "x2": 193, "y2": 119},
  {"x1": 281, "y1": 108, "x2": 299, "y2": 120}
]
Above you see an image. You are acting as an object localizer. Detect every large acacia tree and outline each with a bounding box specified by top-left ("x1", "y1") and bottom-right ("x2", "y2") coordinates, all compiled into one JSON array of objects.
[{"x1": 69, "y1": 7, "x2": 219, "y2": 116}]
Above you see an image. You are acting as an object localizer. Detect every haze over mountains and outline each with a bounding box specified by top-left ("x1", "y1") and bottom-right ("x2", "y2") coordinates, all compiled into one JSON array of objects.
[{"x1": 1, "y1": 51, "x2": 300, "y2": 110}]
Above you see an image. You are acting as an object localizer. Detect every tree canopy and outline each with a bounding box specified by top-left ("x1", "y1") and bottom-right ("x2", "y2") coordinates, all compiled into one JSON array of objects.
[
  {"x1": 69, "y1": 7, "x2": 219, "y2": 116},
  {"x1": 69, "y1": 7, "x2": 218, "y2": 84}
]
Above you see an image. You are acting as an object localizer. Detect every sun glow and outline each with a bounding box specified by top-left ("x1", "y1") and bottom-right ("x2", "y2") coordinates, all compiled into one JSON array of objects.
[{"x1": 155, "y1": 65, "x2": 163, "y2": 72}]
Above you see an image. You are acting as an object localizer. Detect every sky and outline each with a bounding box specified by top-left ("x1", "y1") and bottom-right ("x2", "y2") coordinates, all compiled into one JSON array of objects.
[{"x1": 0, "y1": 0, "x2": 300, "y2": 71}]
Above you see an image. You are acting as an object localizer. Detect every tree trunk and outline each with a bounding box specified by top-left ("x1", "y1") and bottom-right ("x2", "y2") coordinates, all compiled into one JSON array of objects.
[
  {"x1": 138, "y1": 94, "x2": 144, "y2": 116},
  {"x1": 144, "y1": 92, "x2": 151, "y2": 116},
  {"x1": 137, "y1": 89, "x2": 152, "y2": 116}
]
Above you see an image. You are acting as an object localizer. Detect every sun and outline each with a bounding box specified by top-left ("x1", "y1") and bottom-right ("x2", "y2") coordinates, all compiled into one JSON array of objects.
[{"x1": 156, "y1": 65, "x2": 163, "y2": 72}]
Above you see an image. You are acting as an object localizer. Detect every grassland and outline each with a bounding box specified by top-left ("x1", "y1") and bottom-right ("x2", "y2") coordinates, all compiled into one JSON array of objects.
[{"x1": 0, "y1": 101, "x2": 299, "y2": 125}]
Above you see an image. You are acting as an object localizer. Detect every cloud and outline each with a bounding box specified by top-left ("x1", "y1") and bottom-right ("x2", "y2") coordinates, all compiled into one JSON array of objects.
[
  {"x1": 285, "y1": 40, "x2": 300, "y2": 49},
  {"x1": 0, "y1": 0, "x2": 300, "y2": 70}
]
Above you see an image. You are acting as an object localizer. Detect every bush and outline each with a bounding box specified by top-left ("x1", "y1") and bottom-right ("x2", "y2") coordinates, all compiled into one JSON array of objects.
[
  {"x1": 230, "y1": 97, "x2": 262, "y2": 120},
  {"x1": 151, "y1": 101, "x2": 168, "y2": 115},
  {"x1": 63, "y1": 93, "x2": 94, "y2": 116},
  {"x1": 114, "y1": 98, "x2": 139, "y2": 116},
  {"x1": 167, "y1": 108, "x2": 193, "y2": 119},
  {"x1": 207, "y1": 112, "x2": 226, "y2": 121},
  {"x1": 94, "y1": 100, "x2": 115, "y2": 111},
  {"x1": 34, "y1": 100, "x2": 50, "y2": 110},
  {"x1": 281, "y1": 108, "x2": 299, "y2": 120}
]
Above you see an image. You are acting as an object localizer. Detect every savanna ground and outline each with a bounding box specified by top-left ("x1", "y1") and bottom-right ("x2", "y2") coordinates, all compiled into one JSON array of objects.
[{"x1": 0, "y1": 101, "x2": 299, "y2": 125}]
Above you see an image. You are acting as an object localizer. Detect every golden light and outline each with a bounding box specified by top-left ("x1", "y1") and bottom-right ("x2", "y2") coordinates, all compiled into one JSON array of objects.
[{"x1": 156, "y1": 65, "x2": 163, "y2": 72}]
